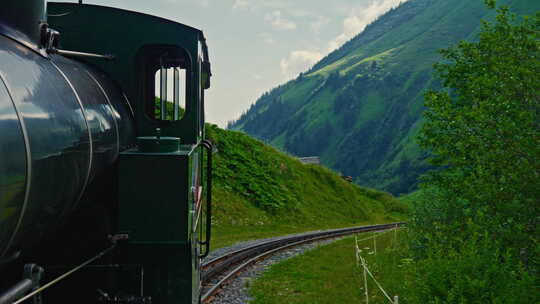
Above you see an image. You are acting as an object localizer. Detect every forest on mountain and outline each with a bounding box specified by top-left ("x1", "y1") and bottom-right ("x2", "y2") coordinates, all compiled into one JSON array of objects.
[{"x1": 229, "y1": 0, "x2": 540, "y2": 195}]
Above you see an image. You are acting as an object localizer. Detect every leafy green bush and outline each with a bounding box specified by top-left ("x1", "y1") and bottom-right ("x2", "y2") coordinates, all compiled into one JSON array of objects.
[
  {"x1": 403, "y1": 230, "x2": 537, "y2": 304},
  {"x1": 404, "y1": 1, "x2": 540, "y2": 302},
  {"x1": 418, "y1": 2, "x2": 540, "y2": 242}
]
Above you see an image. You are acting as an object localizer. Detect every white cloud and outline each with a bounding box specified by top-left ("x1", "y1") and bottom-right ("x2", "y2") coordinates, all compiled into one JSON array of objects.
[
  {"x1": 328, "y1": 0, "x2": 408, "y2": 51},
  {"x1": 264, "y1": 10, "x2": 297, "y2": 30},
  {"x1": 232, "y1": 0, "x2": 249, "y2": 10},
  {"x1": 280, "y1": 50, "x2": 324, "y2": 80}
]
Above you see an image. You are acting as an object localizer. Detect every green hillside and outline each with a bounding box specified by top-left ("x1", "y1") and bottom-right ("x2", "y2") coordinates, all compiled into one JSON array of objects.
[
  {"x1": 229, "y1": 0, "x2": 540, "y2": 195},
  {"x1": 206, "y1": 124, "x2": 408, "y2": 249}
]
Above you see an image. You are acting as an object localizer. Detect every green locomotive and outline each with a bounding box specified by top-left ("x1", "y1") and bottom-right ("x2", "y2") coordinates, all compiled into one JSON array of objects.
[{"x1": 0, "y1": 1, "x2": 212, "y2": 303}]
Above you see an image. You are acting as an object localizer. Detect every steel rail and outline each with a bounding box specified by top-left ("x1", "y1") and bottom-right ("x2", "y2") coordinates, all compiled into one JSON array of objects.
[{"x1": 200, "y1": 222, "x2": 403, "y2": 303}]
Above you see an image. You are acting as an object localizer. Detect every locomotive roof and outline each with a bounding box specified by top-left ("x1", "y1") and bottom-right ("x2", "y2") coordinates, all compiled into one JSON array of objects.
[{"x1": 48, "y1": 2, "x2": 205, "y2": 38}]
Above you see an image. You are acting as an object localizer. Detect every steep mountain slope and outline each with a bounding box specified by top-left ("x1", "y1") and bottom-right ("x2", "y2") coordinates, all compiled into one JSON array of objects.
[{"x1": 230, "y1": 0, "x2": 540, "y2": 194}]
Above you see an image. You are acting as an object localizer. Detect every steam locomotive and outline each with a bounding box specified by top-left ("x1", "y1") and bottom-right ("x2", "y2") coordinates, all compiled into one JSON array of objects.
[{"x1": 0, "y1": 1, "x2": 212, "y2": 303}]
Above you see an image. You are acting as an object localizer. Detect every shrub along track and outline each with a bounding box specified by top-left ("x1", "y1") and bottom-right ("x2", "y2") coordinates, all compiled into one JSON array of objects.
[{"x1": 200, "y1": 223, "x2": 404, "y2": 303}]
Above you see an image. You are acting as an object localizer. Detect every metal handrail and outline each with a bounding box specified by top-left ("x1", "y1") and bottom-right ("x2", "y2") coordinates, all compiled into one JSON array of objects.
[{"x1": 198, "y1": 139, "x2": 213, "y2": 258}]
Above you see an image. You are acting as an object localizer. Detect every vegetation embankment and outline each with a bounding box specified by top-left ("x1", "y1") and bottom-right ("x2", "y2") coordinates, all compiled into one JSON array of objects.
[
  {"x1": 206, "y1": 124, "x2": 409, "y2": 250},
  {"x1": 247, "y1": 2, "x2": 540, "y2": 303}
]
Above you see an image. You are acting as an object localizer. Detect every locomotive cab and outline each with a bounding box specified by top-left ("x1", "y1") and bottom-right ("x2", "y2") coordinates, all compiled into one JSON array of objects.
[
  {"x1": 0, "y1": 0, "x2": 212, "y2": 302},
  {"x1": 12, "y1": 3, "x2": 212, "y2": 304},
  {"x1": 47, "y1": 2, "x2": 212, "y2": 144}
]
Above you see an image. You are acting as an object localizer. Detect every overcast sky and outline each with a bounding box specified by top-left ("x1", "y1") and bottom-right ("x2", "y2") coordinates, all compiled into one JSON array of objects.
[{"x1": 51, "y1": 0, "x2": 407, "y2": 126}]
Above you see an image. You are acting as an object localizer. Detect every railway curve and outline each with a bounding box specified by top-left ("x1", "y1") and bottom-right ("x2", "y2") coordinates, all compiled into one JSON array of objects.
[{"x1": 201, "y1": 222, "x2": 404, "y2": 303}]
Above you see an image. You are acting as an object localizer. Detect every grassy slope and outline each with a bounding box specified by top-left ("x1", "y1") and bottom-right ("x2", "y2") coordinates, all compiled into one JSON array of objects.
[
  {"x1": 230, "y1": 0, "x2": 540, "y2": 195},
  {"x1": 206, "y1": 125, "x2": 408, "y2": 249},
  {"x1": 398, "y1": 188, "x2": 426, "y2": 207},
  {"x1": 249, "y1": 230, "x2": 407, "y2": 303}
]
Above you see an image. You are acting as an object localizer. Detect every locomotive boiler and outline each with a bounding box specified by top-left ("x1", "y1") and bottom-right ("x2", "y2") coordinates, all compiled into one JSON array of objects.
[{"x1": 0, "y1": 1, "x2": 213, "y2": 303}]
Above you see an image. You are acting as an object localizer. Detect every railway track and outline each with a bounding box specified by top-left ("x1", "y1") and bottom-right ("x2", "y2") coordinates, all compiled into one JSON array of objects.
[{"x1": 200, "y1": 222, "x2": 404, "y2": 303}]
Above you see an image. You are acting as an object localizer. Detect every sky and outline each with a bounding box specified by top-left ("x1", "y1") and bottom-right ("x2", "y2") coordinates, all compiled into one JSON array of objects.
[{"x1": 51, "y1": 0, "x2": 408, "y2": 126}]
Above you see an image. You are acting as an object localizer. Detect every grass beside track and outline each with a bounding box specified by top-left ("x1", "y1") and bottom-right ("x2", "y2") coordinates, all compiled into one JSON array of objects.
[
  {"x1": 248, "y1": 229, "x2": 407, "y2": 304},
  {"x1": 211, "y1": 184, "x2": 405, "y2": 249}
]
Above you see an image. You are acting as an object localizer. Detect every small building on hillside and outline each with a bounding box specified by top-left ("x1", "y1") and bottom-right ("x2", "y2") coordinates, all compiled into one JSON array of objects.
[{"x1": 298, "y1": 156, "x2": 320, "y2": 165}]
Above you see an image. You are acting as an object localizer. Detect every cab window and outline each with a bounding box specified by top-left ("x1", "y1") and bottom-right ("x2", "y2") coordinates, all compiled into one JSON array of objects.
[{"x1": 141, "y1": 45, "x2": 189, "y2": 121}]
